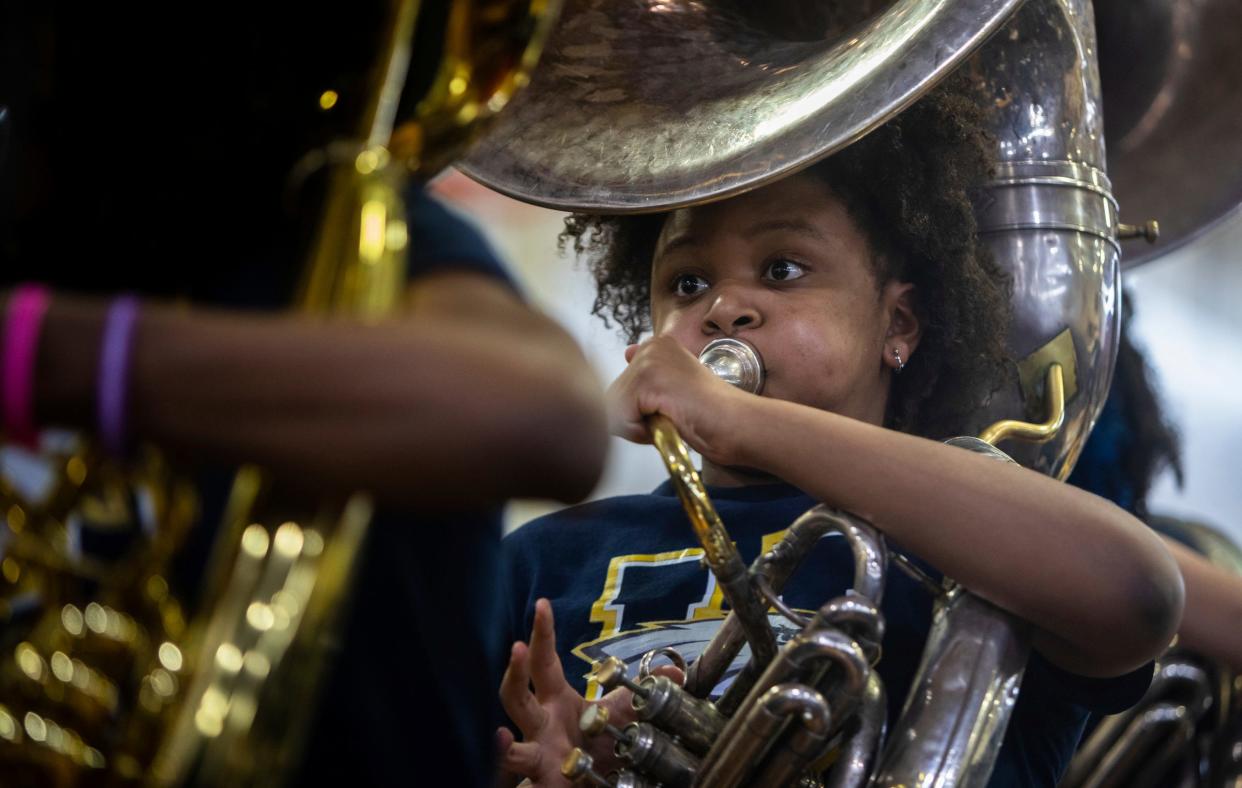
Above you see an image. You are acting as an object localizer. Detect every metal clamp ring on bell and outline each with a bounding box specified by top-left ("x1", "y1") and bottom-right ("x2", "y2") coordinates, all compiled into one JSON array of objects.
[{"x1": 698, "y1": 337, "x2": 765, "y2": 395}]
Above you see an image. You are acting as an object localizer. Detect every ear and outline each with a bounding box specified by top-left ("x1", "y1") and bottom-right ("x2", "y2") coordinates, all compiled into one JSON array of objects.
[{"x1": 881, "y1": 280, "x2": 921, "y2": 371}]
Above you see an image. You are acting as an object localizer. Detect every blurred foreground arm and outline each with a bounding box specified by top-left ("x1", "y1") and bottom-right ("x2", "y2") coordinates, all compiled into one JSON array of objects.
[
  {"x1": 32, "y1": 272, "x2": 608, "y2": 510},
  {"x1": 1162, "y1": 536, "x2": 1242, "y2": 671}
]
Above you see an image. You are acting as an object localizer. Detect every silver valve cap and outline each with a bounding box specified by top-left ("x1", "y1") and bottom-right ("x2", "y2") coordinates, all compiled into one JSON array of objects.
[{"x1": 698, "y1": 337, "x2": 764, "y2": 395}]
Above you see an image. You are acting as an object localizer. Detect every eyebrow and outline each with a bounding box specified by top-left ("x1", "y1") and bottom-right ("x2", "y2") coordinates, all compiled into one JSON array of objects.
[
  {"x1": 659, "y1": 217, "x2": 830, "y2": 257},
  {"x1": 743, "y1": 218, "x2": 830, "y2": 243}
]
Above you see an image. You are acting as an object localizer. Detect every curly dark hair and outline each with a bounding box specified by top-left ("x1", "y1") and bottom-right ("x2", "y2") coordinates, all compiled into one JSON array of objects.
[
  {"x1": 1112, "y1": 294, "x2": 1184, "y2": 513},
  {"x1": 561, "y1": 75, "x2": 1013, "y2": 439},
  {"x1": 1066, "y1": 292, "x2": 1184, "y2": 517}
]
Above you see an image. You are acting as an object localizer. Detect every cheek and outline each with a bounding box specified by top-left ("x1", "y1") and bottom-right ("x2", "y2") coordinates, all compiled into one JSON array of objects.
[
  {"x1": 772, "y1": 305, "x2": 880, "y2": 402},
  {"x1": 783, "y1": 328, "x2": 857, "y2": 391},
  {"x1": 780, "y1": 306, "x2": 873, "y2": 369}
]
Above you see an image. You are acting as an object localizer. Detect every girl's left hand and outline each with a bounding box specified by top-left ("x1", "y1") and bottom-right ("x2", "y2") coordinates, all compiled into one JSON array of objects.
[
  {"x1": 606, "y1": 335, "x2": 746, "y2": 463},
  {"x1": 496, "y1": 598, "x2": 682, "y2": 787}
]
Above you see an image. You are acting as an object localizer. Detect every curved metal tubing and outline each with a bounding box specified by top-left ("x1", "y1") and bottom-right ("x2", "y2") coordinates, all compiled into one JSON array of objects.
[
  {"x1": 871, "y1": 590, "x2": 1031, "y2": 788},
  {"x1": 685, "y1": 506, "x2": 885, "y2": 703},
  {"x1": 824, "y1": 672, "x2": 887, "y2": 788},
  {"x1": 638, "y1": 647, "x2": 688, "y2": 681},
  {"x1": 805, "y1": 594, "x2": 885, "y2": 667},
  {"x1": 696, "y1": 684, "x2": 831, "y2": 788},
  {"x1": 749, "y1": 685, "x2": 834, "y2": 788},
  {"x1": 1074, "y1": 703, "x2": 1195, "y2": 788},
  {"x1": 1062, "y1": 657, "x2": 1216, "y2": 788},
  {"x1": 697, "y1": 631, "x2": 869, "y2": 788},
  {"x1": 978, "y1": 363, "x2": 1067, "y2": 447}
]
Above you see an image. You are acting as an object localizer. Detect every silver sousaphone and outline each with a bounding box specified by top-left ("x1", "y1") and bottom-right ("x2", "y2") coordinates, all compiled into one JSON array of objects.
[{"x1": 463, "y1": 0, "x2": 1242, "y2": 785}]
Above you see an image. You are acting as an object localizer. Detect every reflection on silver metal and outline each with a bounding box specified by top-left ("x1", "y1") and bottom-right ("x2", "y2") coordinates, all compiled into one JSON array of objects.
[
  {"x1": 614, "y1": 771, "x2": 659, "y2": 788},
  {"x1": 961, "y1": 0, "x2": 1120, "y2": 481},
  {"x1": 631, "y1": 674, "x2": 725, "y2": 756},
  {"x1": 638, "y1": 646, "x2": 687, "y2": 681},
  {"x1": 806, "y1": 594, "x2": 885, "y2": 668},
  {"x1": 975, "y1": 161, "x2": 1119, "y2": 254},
  {"x1": 1095, "y1": 0, "x2": 1242, "y2": 267},
  {"x1": 699, "y1": 337, "x2": 765, "y2": 395},
  {"x1": 685, "y1": 506, "x2": 885, "y2": 707},
  {"x1": 1063, "y1": 658, "x2": 1212, "y2": 788},
  {"x1": 696, "y1": 629, "x2": 869, "y2": 788},
  {"x1": 746, "y1": 684, "x2": 833, "y2": 787},
  {"x1": 461, "y1": 0, "x2": 1025, "y2": 213},
  {"x1": 872, "y1": 589, "x2": 1031, "y2": 788},
  {"x1": 616, "y1": 722, "x2": 699, "y2": 788},
  {"x1": 943, "y1": 436, "x2": 1020, "y2": 466},
  {"x1": 824, "y1": 673, "x2": 886, "y2": 788}
]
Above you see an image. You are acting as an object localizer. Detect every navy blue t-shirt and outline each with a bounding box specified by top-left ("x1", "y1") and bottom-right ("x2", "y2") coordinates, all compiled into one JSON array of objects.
[{"x1": 503, "y1": 480, "x2": 1153, "y2": 787}]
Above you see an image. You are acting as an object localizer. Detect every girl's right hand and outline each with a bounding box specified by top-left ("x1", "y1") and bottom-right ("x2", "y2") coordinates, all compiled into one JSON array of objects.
[{"x1": 607, "y1": 335, "x2": 746, "y2": 464}]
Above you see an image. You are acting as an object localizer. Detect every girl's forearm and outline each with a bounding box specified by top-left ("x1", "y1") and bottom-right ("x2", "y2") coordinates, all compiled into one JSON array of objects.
[{"x1": 722, "y1": 394, "x2": 1183, "y2": 675}]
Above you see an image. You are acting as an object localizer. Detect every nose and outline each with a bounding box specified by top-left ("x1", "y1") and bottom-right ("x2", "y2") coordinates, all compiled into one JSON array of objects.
[{"x1": 702, "y1": 281, "x2": 763, "y2": 336}]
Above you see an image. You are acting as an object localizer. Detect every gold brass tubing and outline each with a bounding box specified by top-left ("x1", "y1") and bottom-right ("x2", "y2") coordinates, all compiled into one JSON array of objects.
[
  {"x1": 647, "y1": 415, "x2": 778, "y2": 670},
  {"x1": 978, "y1": 363, "x2": 1066, "y2": 446},
  {"x1": 362, "y1": 0, "x2": 422, "y2": 149},
  {"x1": 649, "y1": 415, "x2": 733, "y2": 567}
]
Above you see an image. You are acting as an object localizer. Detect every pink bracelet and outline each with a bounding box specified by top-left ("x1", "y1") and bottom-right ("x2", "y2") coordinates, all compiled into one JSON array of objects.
[{"x1": 2, "y1": 284, "x2": 52, "y2": 448}]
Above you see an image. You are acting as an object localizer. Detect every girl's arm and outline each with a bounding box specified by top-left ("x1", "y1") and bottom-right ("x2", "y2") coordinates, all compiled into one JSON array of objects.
[
  {"x1": 28, "y1": 272, "x2": 609, "y2": 510},
  {"x1": 724, "y1": 398, "x2": 1182, "y2": 677},
  {"x1": 611, "y1": 337, "x2": 1183, "y2": 678},
  {"x1": 1162, "y1": 536, "x2": 1242, "y2": 671}
]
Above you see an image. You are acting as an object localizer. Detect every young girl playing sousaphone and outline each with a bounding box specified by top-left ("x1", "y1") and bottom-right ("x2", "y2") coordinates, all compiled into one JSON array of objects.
[{"x1": 496, "y1": 78, "x2": 1183, "y2": 787}]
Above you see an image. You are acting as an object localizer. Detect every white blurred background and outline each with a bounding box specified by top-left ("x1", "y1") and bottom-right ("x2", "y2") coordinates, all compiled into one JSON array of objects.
[{"x1": 431, "y1": 172, "x2": 1242, "y2": 545}]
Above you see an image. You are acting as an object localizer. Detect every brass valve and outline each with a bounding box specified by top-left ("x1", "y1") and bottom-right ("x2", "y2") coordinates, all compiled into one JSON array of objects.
[
  {"x1": 581, "y1": 704, "x2": 633, "y2": 744},
  {"x1": 1116, "y1": 219, "x2": 1160, "y2": 243},
  {"x1": 562, "y1": 747, "x2": 613, "y2": 787},
  {"x1": 589, "y1": 657, "x2": 649, "y2": 697}
]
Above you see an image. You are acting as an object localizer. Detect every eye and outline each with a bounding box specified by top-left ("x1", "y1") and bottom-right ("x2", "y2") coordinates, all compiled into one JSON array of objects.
[
  {"x1": 671, "y1": 273, "x2": 710, "y2": 298},
  {"x1": 763, "y1": 258, "x2": 807, "y2": 282}
]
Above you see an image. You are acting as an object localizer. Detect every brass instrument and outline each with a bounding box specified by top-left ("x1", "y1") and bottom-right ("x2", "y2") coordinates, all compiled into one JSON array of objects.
[
  {"x1": 0, "y1": 1, "x2": 559, "y2": 784},
  {"x1": 551, "y1": 338, "x2": 1057, "y2": 787},
  {"x1": 460, "y1": 0, "x2": 1242, "y2": 784}
]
